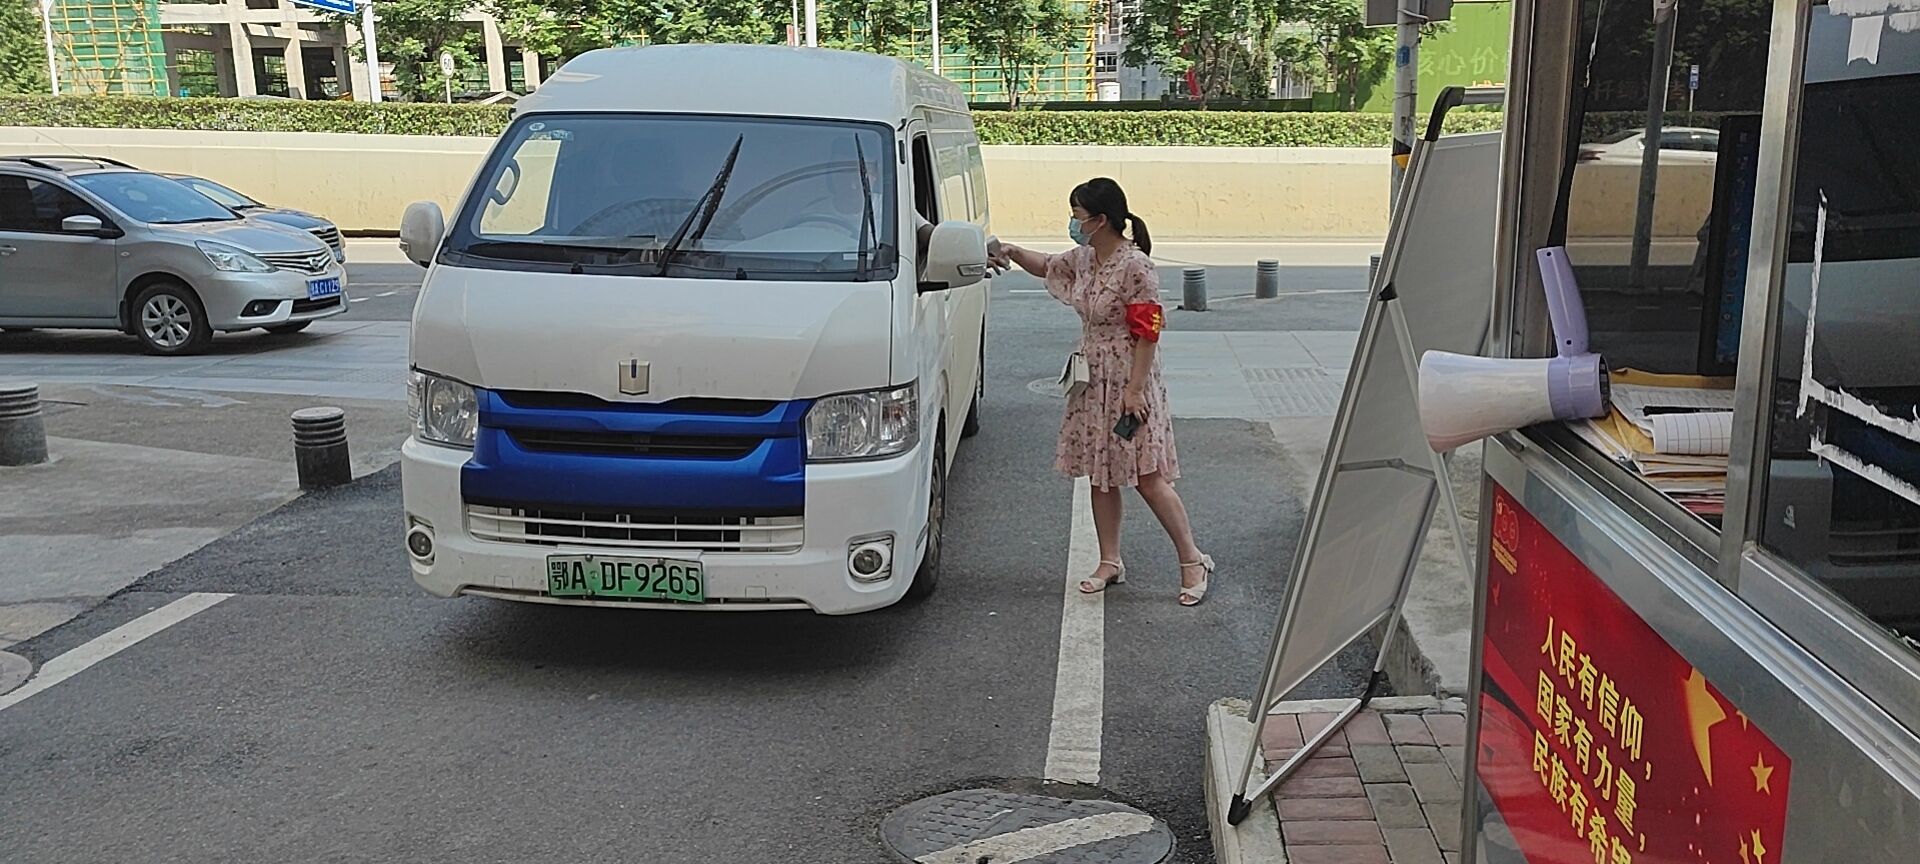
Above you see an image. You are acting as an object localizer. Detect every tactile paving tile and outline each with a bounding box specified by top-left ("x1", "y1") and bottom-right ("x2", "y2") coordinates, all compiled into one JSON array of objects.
[{"x1": 1243, "y1": 366, "x2": 1344, "y2": 417}]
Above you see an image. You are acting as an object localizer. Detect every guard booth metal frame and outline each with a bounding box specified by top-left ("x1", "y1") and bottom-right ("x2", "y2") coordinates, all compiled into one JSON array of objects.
[{"x1": 1459, "y1": 0, "x2": 1920, "y2": 861}]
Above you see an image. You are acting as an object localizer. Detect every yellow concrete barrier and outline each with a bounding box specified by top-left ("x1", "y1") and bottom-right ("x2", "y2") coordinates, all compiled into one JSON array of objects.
[{"x1": 0, "y1": 126, "x2": 1712, "y2": 243}]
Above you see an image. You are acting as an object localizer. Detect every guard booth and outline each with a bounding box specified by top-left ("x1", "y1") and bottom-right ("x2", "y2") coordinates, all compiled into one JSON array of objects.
[
  {"x1": 1461, "y1": 0, "x2": 1920, "y2": 861},
  {"x1": 1223, "y1": 0, "x2": 1920, "y2": 856}
]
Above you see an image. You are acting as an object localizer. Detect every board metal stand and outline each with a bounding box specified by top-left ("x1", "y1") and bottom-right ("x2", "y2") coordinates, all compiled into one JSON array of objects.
[{"x1": 1227, "y1": 86, "x2": 1504, "y2": 826}]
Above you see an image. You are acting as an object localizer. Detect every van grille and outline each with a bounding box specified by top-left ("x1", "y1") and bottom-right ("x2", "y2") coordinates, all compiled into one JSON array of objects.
[
  {"x1": 507, "y1": 428, "x2": 758, "y2": 459},
  {"x1": 466, "y1": 504, "x2": 804, "y2": 553},
  {"x1": 495, "y1": 391, "x2": 778, "y2": 415},
  {"x1": 291, "y1": 296, "x2": 342, "y2": 314}
]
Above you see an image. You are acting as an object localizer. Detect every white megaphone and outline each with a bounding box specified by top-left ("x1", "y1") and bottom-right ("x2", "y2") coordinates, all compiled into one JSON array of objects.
[{"x1": 1418, "y1": 247, "x2": 1610, "y2": 452}]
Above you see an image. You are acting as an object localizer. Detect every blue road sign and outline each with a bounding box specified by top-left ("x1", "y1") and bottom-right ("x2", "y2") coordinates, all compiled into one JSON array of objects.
[
  {"x1": 290, "y1": 0, "x2": 356, "y2": 13},
  {"x1": 1689, "y1": 64, "x2": 1700, "y2": 90}
]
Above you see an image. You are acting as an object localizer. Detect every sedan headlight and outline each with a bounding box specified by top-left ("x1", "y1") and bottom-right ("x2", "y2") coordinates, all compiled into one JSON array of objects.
[
  {"x1": 410, "y1": 370, "x2": 479, "y2": 449},
  {"x1": 805, "y1": 383, "x2": 918, "y2": 462},
  {"x1": 196, "y1": 240, "x2": 274, "y2": 273}
]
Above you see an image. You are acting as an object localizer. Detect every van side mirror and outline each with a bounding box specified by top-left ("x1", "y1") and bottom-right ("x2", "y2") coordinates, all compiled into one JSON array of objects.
[
  {"x1": 399, "y1": 201, "x2": 447, "y2": 268},
  {"x1": 61, "y1": 214, "x2": 108, "y2": 236},
  {"x1": 918, "y1": 221, "x2": 989, "y2": 293}
]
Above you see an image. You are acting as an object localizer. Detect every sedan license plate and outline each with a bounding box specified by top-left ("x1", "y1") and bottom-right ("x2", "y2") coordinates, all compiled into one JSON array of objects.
[
  {"x1": 545, "y1": 555, "x2": 705, "y2": 603},
  {"x1": 306, "y1": 277, "x2": 342, "y2": 300}
]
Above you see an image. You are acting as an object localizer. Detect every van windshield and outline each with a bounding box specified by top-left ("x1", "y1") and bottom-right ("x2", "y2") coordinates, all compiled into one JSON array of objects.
[{"x1": 445, "y1": 113, "x2": 898, "y2": 281}]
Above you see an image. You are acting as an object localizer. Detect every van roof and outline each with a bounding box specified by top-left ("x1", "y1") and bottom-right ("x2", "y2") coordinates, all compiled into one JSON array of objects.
[{"x1": 516, "y1": 44, "x2": 970, "y2": 125}]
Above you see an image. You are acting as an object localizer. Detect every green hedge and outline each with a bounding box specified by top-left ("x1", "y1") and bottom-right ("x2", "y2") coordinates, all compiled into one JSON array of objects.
[
  {"x1": 0, "y1": 95, "x2": 513, "y2": 137},
  {"x1": 2, "y1": 94, "x2": 1668, "y2": 147}
]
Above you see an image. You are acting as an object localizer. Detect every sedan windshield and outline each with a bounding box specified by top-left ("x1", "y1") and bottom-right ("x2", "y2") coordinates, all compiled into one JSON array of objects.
[
  {"x1": 175, "y1": 176, "x2": 260, "y2": 210},
  {"x1": 445, "y1": 113, "x2": 898, "y2": 281},
  {"x1": 74, "y1": 172, "x2": 238, "y2": 225}
]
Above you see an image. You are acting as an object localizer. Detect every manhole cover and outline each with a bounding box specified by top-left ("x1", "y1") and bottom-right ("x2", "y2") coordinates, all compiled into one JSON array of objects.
[{"x1": 881, "y1": 788, "x2": 1173, "y2": 864}]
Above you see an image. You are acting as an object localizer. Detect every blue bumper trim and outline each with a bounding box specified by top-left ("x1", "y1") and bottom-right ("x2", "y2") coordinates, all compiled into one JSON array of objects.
[{"x1": 460, "y1": 392, "x2": 811, "y2": 513}]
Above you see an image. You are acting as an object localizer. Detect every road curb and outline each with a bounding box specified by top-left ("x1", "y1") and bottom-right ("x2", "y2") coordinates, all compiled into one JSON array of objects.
[
  {"x1": 1204, "y1": 698, "x2": 1289, "y2": 864},
  {"x1": 0, "y1": 651, "x2": 31, "y2": 696}
]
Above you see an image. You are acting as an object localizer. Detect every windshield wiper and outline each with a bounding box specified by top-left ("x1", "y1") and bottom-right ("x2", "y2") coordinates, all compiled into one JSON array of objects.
[
  {"x1": 657, "y1": 134, "x2": 745, "y2": 276},
  {"x1": 854, "y1": 136, "x2": 875, "y2": 281}
]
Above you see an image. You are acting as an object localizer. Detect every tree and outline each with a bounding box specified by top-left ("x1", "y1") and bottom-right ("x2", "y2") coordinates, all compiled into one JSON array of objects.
[
  {"x1": 942, "y1": 0, "x2": 1081, "y2": 108},
  {"x1": 1, "y1": 0, "x2": 51, "y2": 95},
  {"x1": 600, "y1": 0, "x2": 780, "y2": 44},
  {"x1": 1272, "y1": 0, "x2": 1395, "y2": 110},
  {"x1": 324, "y1": 0, "x2": 480, "y2": 101},
  {"x1": 819, "y1": 0, "x2": 924, "y2": 56},
  {"x1": 1123, "y1": 0, "x2": 1282, "y2": 104},
  {"x1": 486, "y1": 0, "x2": 625, "y2": 64}
]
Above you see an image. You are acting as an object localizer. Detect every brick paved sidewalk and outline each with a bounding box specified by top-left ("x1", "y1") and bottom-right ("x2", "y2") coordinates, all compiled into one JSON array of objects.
[{"x1": 1259, "y1": 701, "x2": 1467, "y2": 864}]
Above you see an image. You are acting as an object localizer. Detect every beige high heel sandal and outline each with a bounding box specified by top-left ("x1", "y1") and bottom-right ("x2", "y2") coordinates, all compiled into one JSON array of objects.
[
  {"x1": 1178, "y1": 554, "x2": 1216, "y2": 606},
  {"x1": 1079, "y1": 559, "x2": 1127, "y2": 594}
]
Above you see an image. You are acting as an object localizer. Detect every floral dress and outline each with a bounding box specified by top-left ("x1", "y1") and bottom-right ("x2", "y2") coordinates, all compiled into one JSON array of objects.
[{"x1": 1046, "y1": 243, "x2": 1180, "y2": 490}]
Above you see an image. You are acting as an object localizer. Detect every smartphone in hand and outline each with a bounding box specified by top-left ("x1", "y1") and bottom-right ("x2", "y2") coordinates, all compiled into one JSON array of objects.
[{"x1": 1113, "y1": 413, "x2": 1142, "y2": 441}]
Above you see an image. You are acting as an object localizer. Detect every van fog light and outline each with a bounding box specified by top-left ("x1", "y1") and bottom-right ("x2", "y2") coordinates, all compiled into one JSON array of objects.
[
  {"x1": 848, "y1": 536, "x2": 894, "y2": 583},
  {"x1": 407, "y1": 522, "x2": 436, "y2": 562}
]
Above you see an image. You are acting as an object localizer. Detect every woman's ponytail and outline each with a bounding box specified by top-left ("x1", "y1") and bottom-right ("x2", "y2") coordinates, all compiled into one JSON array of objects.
[{"x1": 1125, "y1": 213, "x2": 1152, "y2": 256}]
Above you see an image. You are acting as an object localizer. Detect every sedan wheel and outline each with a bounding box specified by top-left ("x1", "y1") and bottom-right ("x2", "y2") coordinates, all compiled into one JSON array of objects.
[{"x1": 134, "y1": 283, "x2": 213, "y2": 355}]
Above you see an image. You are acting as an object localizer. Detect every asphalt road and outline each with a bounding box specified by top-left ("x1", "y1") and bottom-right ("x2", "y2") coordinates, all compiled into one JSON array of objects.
[{"x1": 0, "y1": 259, "x2": 1374, "y2": 863}]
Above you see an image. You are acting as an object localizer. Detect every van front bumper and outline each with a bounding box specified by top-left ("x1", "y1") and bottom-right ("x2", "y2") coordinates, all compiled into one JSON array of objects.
[{"x1": 399, "y1": 436, "x2": 934, "y2": 615}]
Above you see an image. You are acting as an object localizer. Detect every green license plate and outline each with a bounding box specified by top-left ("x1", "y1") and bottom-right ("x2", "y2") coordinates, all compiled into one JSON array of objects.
[{"x1": 544, "y1": 555, "x2": 705, "y2": 603}]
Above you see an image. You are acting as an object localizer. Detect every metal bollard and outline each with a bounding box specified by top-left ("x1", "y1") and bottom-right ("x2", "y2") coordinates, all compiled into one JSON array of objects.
[
  {"x1": 0, "y1": 382, "x2": 49, "y2": 467},
  {"x1": 1181, "y1": 266, "x2": 1209, "y2": 312},
  {"x1": 291, "y1": 407, "x2": 352, "y2": 490},
  {"x1": 1255, "y1": 259, "x2": 1280, "y2": 299},
  {"x1": 1369, "y1": 254, "x2": 1384, "y2": 290}
]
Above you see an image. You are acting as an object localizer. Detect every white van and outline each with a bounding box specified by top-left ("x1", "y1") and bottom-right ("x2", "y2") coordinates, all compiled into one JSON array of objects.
[{"x1": 396, "y1": 45, "x2": 993, "y2": 614}]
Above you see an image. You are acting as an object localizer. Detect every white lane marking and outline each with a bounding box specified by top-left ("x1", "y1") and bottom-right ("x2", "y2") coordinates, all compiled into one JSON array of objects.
[
  {"x1": 349, "y1": 297, "x2": 369, "y2": 303},
  {"x1": 0, "y1": 593, "x2": 232, "y2": 711},
  {"x1": 917, "y1": 812, "x2": 1155, "y2": 864},
  {"x1": 375, "y1": 291, "x2": 398, "y2": 298},
  {"x1": 1044, "y1": 477, "x2": 1104, "y2": 784}
]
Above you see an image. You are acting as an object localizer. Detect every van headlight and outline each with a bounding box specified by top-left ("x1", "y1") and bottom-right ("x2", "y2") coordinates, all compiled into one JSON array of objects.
[
  {"x1": 805, "y1": 383, "x2": 918, "y2": 462},
  {"x1": 196, "y1": 240, "x2": 274, "y2": 273},
  {"x1": 409, "y1": 370, "x2": 479, "y2": 449}
]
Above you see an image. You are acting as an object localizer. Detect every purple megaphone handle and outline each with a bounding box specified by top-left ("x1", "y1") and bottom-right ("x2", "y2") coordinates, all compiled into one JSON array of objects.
[
  {"x1": 1535, "y1": 246, "x2": 1608, "y2": 421},
  {"x1": 1537, "y1": 246, "x2": 1588, "y2": 357}
]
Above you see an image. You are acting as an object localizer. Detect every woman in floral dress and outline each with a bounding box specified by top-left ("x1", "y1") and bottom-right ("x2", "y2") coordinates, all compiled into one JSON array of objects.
[{"x1": 993, "y1": 178, "x2": 1216, "y2": 606}]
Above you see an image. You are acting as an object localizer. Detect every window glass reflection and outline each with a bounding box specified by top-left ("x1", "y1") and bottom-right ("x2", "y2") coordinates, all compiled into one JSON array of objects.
[{"x1": 1760, "y1": 6, "x2": 1920, "y2": 648}]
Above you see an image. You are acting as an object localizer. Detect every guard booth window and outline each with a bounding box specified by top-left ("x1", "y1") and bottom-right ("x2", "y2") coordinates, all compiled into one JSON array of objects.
[
  {"x1": 1757, "y1": 7, "x2": 1920, "y2": 651},
  {"x1": 1552, "y1": 0, "x2": 1774, "y2": 529}
]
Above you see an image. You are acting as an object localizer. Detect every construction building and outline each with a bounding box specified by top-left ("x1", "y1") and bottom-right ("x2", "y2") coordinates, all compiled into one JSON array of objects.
[
  {"x1": 44, "y1": 0, "x2": 1115, "y2": 105},
  {"x1": 45, "y1": 0, "x2": 544, "y2": 100}
]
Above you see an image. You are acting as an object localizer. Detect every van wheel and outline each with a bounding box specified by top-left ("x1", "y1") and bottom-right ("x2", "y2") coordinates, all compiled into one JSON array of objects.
[
  {"x1": 133, "y1": 282, "x2": 213, "y2": 356},
  {"x1": 904, "y1": 441, "x2": 947, "y2": 602},
  {"x1": 960, "y1": 344, "x2": 983, "y2": 439}
]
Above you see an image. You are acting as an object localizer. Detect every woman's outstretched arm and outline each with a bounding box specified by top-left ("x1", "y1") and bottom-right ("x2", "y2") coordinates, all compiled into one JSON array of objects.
[{"x1": 993, "y1": 240, "x2": 1051, "y2": 279}]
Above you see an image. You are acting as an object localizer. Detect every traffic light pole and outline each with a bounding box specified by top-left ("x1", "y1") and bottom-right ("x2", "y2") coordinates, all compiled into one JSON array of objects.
[
  {"x1": 1390, "y1": 0, "x2": 1421, "y2": 208},
  {"x1": 361, "y1": 0, "x2": 382, "y2": 103}
]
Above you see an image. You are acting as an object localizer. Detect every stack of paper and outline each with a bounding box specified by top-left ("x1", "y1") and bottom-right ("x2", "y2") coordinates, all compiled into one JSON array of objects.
[{"x1": 1571, "y1": 370, "x2": 1735, "y2": 518}]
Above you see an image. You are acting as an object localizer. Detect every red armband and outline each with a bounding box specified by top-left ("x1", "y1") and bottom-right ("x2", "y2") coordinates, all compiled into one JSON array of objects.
[{"x1": 1125, "y1": 303, "x2": 1165, "y2": 342}]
